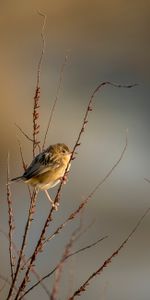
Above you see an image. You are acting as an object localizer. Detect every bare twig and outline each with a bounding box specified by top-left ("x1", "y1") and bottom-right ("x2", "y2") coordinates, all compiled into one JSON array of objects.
[
  {"x1": 0, "y1": 275, "x2": 16, "y2": 293},
  {"x1": 7, "y1": 153, "x2": 15, "y2": 282},
  {"x1": 68, "y1": 207, "x2": 150, "y2": 299},
  {"x1": 30, "y1": 267, "x2": 50, "y2": 298},
  {"x1": 19, "y1": 129, "x2": 127, "y2": 294},
  {"x1": 50, "y1": 212, "x2": 84, "y2": 300},
  {"x1": 19, "y1": 236, "x2": 108, "y2": 299},
  {"x1": 15, "y1": 124, "x2": 34, "y2": 143},
  {"x1": 74, "y1": 218, "x2": 96, "y2": 242},
  {"x1": 0, "y1": 277, "x2": 7, "y2": 294},
  {"x1": 16, "y1": 135, "x2": 36, "y2": 204},
  {"x1": 67, "y1": 236, "x2": 108, "y2": 259},
  {"x1": 16, "y1": 137, "x2": 49, "y2": 295},
  {"x1": 0, "y1": 228, "x2": 50, "y2": 298},
  {"x1": 51, "y1": 82, "x2": 137, "y2": 211},
  {"x1": 14, "y1": 81, "x2": 135, "y2": 298},
  {"x1": 33, "y1": 11, "x2": 46, "y2": 157},
  {"x1": 42, "y1": 51, "x2": 69, "y2": 150},
  {"x1": 44, "y1": 130, "x2": 128, "y2": 246},
  {"x1": 6, "y1": 15, "x2": 46, "y2": 298},
  {"x1": 15, "y1": 123, "x2": 41, "y2": 154},
  {"x1": 6, "y1": 189, "x2": 39, "y2": 300},
  {"x1": 0, "y1": 275, "x2": 27, "y2": 300},
  {"x1": 16, "y1": 135, "x2": 27, "y2": 171}
]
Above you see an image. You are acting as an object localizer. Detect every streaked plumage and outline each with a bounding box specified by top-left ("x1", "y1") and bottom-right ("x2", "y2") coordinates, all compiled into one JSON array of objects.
[{"x1": 11, "y1": 143, "x2": 71, "y2": 209}]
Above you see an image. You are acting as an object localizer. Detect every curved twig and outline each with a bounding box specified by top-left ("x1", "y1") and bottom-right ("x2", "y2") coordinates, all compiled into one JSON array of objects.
[
  {"x1": 44, "y1": 130, "x2": 128, "y2": 245},
  {"x1": 19, "y1": 236, "x2": 108, "y2": 299},
  {"x1": 42, "y1": 51, "x2": 69, "y2": 150},
  {"x1": 14, "y1": 81, "x2": 136, "y2": 298},
  {"x1": 53, "y1": 82, "x2": 137, "y2": 209},
  {"x1": 68, "y1": 207, "x2": 150, "y2": 299}
]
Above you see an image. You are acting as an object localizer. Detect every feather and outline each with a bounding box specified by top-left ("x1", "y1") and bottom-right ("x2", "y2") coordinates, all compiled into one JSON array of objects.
[{"x1": 22, "y1": 149, "x2": 60, "y2": 180}]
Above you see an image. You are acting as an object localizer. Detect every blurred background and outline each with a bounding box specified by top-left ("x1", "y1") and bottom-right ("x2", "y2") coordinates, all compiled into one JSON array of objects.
[{"x1": 0, "y1": 0, "x2": 150, "y2": 299}]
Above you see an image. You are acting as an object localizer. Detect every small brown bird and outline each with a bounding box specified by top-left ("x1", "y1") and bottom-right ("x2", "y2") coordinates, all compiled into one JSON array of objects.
[{"x1": 11, "y1": 143, "x2": 71, "y2": 210}]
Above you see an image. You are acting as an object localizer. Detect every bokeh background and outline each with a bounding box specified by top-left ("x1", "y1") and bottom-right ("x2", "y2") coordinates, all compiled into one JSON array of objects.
[{"x1": 0, "y1": 0, "x2": 150, "y2": 299}]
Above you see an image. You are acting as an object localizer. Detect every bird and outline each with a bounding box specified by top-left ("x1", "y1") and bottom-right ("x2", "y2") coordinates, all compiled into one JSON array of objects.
[{"x1": 11, "y1": 143, "x2": 72, "y2": 210}]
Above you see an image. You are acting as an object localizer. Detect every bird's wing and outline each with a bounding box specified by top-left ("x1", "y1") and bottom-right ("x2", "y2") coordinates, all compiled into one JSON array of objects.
[{"x1": 23, "y1": 150, "x2": 60, "y2": 180}]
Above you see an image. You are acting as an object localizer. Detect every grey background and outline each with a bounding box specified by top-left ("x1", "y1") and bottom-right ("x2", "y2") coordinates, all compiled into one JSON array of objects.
[{"x1": 0, "y1": 1, "x2": 150, "y2": 299}]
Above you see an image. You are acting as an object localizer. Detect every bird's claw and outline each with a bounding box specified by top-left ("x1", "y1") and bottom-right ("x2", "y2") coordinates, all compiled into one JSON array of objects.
[
  {"x1": 60, "y1": 175, "x2": 68, "y2": 184},
  {"x1": 52, "y1": 202, "x2": 59, "y2": 211}
]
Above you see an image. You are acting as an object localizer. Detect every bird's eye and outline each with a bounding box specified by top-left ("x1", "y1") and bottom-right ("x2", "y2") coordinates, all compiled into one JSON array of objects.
[{"x1": 62, "y1": 149, "x2": 66, "y2": 154}]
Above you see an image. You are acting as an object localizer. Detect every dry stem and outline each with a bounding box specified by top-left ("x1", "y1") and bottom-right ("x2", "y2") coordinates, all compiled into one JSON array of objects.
[
  {"x1": 7, "y1": 14, "x2": 46, "y2": 297},
  {"x1": 6, "y1": 189, "x2": 38, "y2": 300},
  {"x1": 15, "y1": 124, "x2": 34, "y2": 143},
  {"x1": 50, "y1": 82, "x2": 137, "y2": 212},
  {"x1": 14, "y1": 81, "x2": 132, "y2": 298},
  {"x1": 17, "y1": 135, "x2": 50, "y2": 296},
  {"x1": 68, "y1": 207, "x2": 150, "y2": 299},
  {"x1": 17, "y1": 128, "x2": 127, "y2": 299},
  {"x1": 0, "y1": 228, "x2": 50, "y2": 297},
  {"x1": 19, "y1": 236, "x2": 108, "y2": 299},
  {"x1": 50, "y1": 212, "x2": 85, "y2": 300},
  {"x1": 43, "y1": 130, "x2": 127, "y2": 246},
  {"x1": 42, "y1": 51, "x2": 69, "y2": 150},
  {"x1": 33, "y1": 12, "x2": 46, "y2": 157},
  {"x1": 16, "y1": 136, "x2": 27, "y2": 171},
  {"x1": 7, "y1": 153, "x2": 15, "y2": 282},
  {"x1": 0, "y1": 275, "x2": 17, "y2": 295}
]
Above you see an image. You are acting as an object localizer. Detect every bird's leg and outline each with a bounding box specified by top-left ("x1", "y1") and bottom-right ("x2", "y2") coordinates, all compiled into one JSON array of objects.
[{"x1": 44, "y1": 190, "x2": 59, "y2": 211}]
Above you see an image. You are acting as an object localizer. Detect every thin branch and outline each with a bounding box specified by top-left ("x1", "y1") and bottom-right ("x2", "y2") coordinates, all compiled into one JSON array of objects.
[
  {"x1": 15, "y1": 124, "x2": 34, "y2": 143},
  {"x1": 0, "y1": 228, "x2": 50, "y2": 298},
  {"x1": 0, "y1": 274, "x2": 27, "y2": 300},
  {"x1": 42, "y1": 51, "x2": 69, "y2": 150},
  {"x1": 74, "y1": 219, "x2": 96, "y2": 243},
  {"x1": 15, "y1": 124, "x2": 41, "y2": 154},
  {"x1": 50, "y1": 212, "x2": 84, "y2": 300},
  {"x1": 67, "y1": 265, "x2": 75, "y2": 300},
  {"x1": 33, "y1": 11, "x2": 46, "y2": 157},
  {"x1": 0, "y1": 277, "x2": 7, "y2": 294},
  {"x1": 6, "y1": 189, "x2": 39, "y2": 300},
  {"x1": 30, "y1": 267, "x2": 50, "y2": 298},
  {"x1": 67, "y1": 236, "x2": 108, "y2": 260},
  {"x1": 16, "y1": 137, "x2": 49, "y2": 295},
  {"x1": 7, "y1": 153, "x2": 15, "y2": 282},
  {"x1": 0, "y1": 275, "x2": 17, "y2": 293},
  {"x1": 68, "y1": 207, "x2": 150, "y2": 300},
  {"x1": 16, "y1": 135, "x2": 27, "y2": 171},
  {"x1": 44, "y1": 130, "x2": 128, "y2": 246},
  {"x1": 51, "y1": 82, "x2": 137, "y2": 212},
  {"x1": 16, "y1": 134, "x2": 37, "y2": 202},
  {"x1": 14, "y1": 81, "x2": 135, "y2": 298},
  {"x1": 6, "y1": 16, "x2": 46, "y2": 298},
  {"x1": 36, "y1": 10, "x2": 46, "y2": 88},
  {"x1": 21, "y1": 129, "x2": 127, "y2": 283},
  {"x1": 19, "y1": 236, "x2": 108, "y2": 299}
]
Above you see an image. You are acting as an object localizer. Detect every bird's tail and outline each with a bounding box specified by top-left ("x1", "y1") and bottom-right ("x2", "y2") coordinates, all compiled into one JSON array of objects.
[{"x1": 11, "y1": 176, "x2": 23, "y2": 182}]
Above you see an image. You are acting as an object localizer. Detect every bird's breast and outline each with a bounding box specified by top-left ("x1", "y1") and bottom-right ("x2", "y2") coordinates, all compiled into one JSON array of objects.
[{"x1": 26, "y1": 164, "x2": 67, "y2": 190}]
